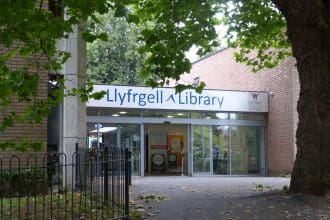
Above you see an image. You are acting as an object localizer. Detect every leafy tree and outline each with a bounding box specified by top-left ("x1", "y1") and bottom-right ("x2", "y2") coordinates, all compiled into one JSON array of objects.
[
  {"x1": 0, "y1": 0, "x2": 218, "y2": 151},
  {"x1": 87, "y1": 12, "x2": 145, "y2": 85},
  {"x1": 218, "y1": 0, "x2": 330, "y2": 195}
]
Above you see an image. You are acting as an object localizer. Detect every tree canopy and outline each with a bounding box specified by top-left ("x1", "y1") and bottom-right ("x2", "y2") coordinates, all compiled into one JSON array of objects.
[
  {"x1": 0, "y1": 0, "x2": 218, "y2": 150},
  {"x1": 86, "y1": 11, "x2": 145, "y2": 86},
  {"x1": 220, "y1": 0, "x2": 292, "y2": 72}
]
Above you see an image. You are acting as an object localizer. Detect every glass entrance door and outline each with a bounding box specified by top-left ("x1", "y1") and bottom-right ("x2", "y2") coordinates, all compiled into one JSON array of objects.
[
  {"x1": 146, "y1": 124, "x2": 188, "y2": 175},
  {"x1": 192, "y1": 125, "x2": 265, "y2": 175},
  {"x1": 119, "y1": 124, "x2": 141, "y2": 175},
  {"x1": 86, "y1": 123, "x2": 141, "y2": 175},
  {"x1": 212, "y1": 126, "x2": 229, "y2": 174},
  {"x1": 193, "y1": 125, "x2": 212, "y2": 174},
  {"x1": 230, "y1": 126, "x2": 264, "y2": 175}
]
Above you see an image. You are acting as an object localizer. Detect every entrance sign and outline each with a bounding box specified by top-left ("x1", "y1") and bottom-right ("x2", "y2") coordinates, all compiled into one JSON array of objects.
[{"x1": 87, "y1": 85, "x2": 268, "y2": 112}]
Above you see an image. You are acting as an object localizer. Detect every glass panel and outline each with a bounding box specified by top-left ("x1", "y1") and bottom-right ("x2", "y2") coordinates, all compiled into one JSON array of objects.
[
  {"x1": 86, "y1": 108, "x2": 98, "y2": 116},
  {"x1": 230, "y1": 126, "x2": 261, "y2": 174},
  {"x1": 119, "y1": 124, "x2": 141, "y2": 175},
  {"x1": 201, "y1": 112, "x2": 227, "y2": 120},
  {"x1": 190, "y1": 112, "x2": 202, "y2": 119},
  {"x1": 229, "y1": 113, "x2": 240, "y2": 120},
  {"x1": 193, "y1": 125, "x2": 211, "y2": 174},
  {"x1": 257, "y1": 127, "x2": 265, "y2": 175},
  {"x1": 98, "y1": 123, "x2": 118, "y2": 147},
  {"x1": 241, "y1": 113, "x2": 266, "y2": 120},
  {"x1": 212, "y1": 126, "x2": 229, "y2": 174},
  {"x1": 142, "y1": 110, "x2": 190, "y2": 118},
  {"x1": 215, "y1": 113, "x2": 229, "y2": 120},
  {"x1": 99, "y1": 108, "x2": 141, "y2": 117},
  {"x1": 191, "y1": 112, "x2": 228, "y2": 119},
  {"x1": 87, "y1": 122, "x2": 99, "y2": 148},
  {"x1": 189, "y1": 112, "x2": 266, "y2": 120},
  {"x1": 91, "y1": 123, "x2": 141, "y2": 175},
  {"x1": 190, "y1": 112, "x2": 266, "y2": 120}
]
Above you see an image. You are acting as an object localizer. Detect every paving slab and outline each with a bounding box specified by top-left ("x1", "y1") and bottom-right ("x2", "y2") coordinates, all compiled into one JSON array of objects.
[{"x1": 130, "y1": 176, "x2": 330, "y2": 220}]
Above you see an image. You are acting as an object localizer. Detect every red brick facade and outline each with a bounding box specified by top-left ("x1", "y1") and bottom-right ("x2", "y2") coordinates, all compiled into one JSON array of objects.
[
  {"x1": 0, "y1": 53, "x2": 48, "y2": 152},
  {"x1": 0, "y1": 2, "x2": 49, "y2": 149},
  {"x1": 185, "y1": 48, "x2": 299, "y2": 175}
]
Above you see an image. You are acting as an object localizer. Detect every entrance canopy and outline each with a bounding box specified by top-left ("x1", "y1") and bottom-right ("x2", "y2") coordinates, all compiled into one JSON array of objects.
[{"x1": 87, "y1": 85, "x2": 268, "y2": 113}]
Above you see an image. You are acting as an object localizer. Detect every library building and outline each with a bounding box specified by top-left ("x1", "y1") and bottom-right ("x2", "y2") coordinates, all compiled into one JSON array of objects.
[
  {"x1": 86, "y1": 48, "x2": 299, "y2": 177},
  {"x1": 1, "y1": 45, "x2": 298, "y2": 177}
]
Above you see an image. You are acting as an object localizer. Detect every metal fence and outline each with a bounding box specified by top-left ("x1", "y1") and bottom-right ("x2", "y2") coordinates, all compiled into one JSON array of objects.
[{"x1": 0, "y1": 146, "x2": 130, "y2": 219}]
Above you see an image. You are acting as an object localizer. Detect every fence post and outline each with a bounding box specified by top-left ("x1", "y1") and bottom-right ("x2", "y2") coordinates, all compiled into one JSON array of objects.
[
  {"x1": 125, "y1": 148, "x2": 129, "y2": 218},
  {"x1": 75, "y1": 143, "x2": 78, "y2": 188},
  {"x1": 0, "y1": 159, "x2": 2, "y2": 219},
  {"x1": 103, "y1": 146, "x2": 109, "y2": 205},
  {"x1": 129, "y1": 150, "x2": 132, "y2": 186}
]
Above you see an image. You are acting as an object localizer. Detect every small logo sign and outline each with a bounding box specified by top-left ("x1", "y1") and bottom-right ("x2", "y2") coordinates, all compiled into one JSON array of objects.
[
  {"x1": 251, "y1": 93, "x2": 259, "y2": 100},
  {"x1": 248, "y1": 92, "x2": 262, "y2": 111}
]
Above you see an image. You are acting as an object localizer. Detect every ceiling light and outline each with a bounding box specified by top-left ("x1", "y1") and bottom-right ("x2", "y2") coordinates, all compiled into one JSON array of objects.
[
  {"x1": 167, "y1": 115, "x2": 174, "y2": 118},
  {"x1": 119, "y1": 111, "x2": 127, "y2": 114},
  {"x1": 112, "y1": 114, "x2": 120, "y2": 117}
]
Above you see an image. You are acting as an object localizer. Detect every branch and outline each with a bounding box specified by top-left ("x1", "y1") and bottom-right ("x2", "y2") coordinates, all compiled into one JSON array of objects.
[{"x1": 39, "y1": 0, "x2": 44, "y2": 11}]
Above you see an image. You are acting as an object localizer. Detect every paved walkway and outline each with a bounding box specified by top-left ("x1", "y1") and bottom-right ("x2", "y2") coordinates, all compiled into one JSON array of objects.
[{"x1": 130, "y1": 176, "x2": 330, "y2": 220}]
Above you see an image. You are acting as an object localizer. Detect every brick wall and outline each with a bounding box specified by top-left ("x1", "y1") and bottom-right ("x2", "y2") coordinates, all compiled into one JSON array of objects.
[
  {"x1": 184, "y1": 48, "x2": 299, "y2": 175},
  {"x1": 0, "y1": 0, "x2": 49, "y2": 155},
  {"x1": 0, "y1": 51, "x2": 48, "y2": 160}
]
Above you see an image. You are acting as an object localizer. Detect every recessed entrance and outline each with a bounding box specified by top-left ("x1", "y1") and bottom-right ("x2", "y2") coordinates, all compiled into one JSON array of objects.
[
  {"x1": 145, "y1": 124, "x2": 188, "y2": 175},
  {"x1": 86, "y1": 108, "x2": 267, "y2": 176}
]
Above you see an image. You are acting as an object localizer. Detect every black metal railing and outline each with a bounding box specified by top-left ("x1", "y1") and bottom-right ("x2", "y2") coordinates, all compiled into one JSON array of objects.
[{"x1": 0, "y1": 146, "x2": 130, "y2": 219}]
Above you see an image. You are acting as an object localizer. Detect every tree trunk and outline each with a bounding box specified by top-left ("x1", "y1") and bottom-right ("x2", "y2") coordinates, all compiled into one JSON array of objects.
[{"x1": 274, "y1": 0, "x2": 330, "y2": 195}]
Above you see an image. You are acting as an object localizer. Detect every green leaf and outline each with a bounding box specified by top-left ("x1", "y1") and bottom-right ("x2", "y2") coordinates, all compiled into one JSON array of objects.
[
  {"x1": 114, "y1": 4, "x2": 127, "y2": 17},
  {"x1": 127, "y1": 14, "x2": 140, "y2": 24},
  {"x1": 30, "y1": 142, "x2": 45, "y2": 151},
  {"x1": 90, "y1": 91, "x2": 106, "y2": 100},
  {"x1": 61, "y1": 52, "x2": 71, "y2": 64},
  {"x1": 98, "y1": 33, "x2": 108, "y2": 42},
  {"x1": 0, "y1": 116, "x2": 14, "y2": 132},
  {"x1": 82, "y1": 32, "x2": 97, "y2": 42}
]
